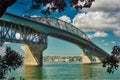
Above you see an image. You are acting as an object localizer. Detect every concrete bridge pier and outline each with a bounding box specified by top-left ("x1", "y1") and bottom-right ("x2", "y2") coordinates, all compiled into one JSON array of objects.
[
  {"x1": 21, "y1": 43, "x2": 47, "y2": 67},
  {"x1": 81, "y1": 53, "x2": 92, "y2": 64},
  {"x1": 81, "y1": 49, "x2": 101, "y2": 64}
]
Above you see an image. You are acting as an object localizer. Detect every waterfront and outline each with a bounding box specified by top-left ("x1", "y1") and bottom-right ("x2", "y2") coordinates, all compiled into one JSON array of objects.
[
  {"x1": 6, "y1": 62, "x2": 120, "y2": 80},
  {"x1": 43, "y1": 56, "x2": 82, "y2": 62}
]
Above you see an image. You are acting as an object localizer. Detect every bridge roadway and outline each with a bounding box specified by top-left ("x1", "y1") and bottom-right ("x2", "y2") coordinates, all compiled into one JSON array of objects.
[{"x1": 0, "y1": 12, "x2": 110, "y2": 64}]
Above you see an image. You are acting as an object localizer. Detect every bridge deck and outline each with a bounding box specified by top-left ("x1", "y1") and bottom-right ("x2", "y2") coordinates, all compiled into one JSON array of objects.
[{"x1": 0, "y1": 12, "x2": 110, "y2": 58}]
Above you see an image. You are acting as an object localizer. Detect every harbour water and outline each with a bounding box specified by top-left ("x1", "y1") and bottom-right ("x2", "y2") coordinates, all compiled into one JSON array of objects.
[{"x1": 6, "y1": 62, "x2": 120, "y2": 80}]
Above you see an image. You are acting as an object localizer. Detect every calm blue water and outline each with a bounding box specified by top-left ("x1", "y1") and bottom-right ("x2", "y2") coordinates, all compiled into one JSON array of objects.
[{"x1": 6, "y1": 62, "x2": 120, "y2": 80}]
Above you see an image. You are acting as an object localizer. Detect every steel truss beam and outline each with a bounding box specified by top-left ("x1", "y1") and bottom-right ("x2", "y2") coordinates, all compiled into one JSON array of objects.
[
  {"x1": 0, "y1": 20, "x2": 47, "y2": 44},
  {"x1": 32, "y1": 17, "x2": 90, "y2": 41}
]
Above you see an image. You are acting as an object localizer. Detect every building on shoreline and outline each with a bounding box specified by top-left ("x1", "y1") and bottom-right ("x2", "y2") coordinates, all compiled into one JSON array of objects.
[{"x1": 43, "y1": 56, "x2": 82, "y2": 62}]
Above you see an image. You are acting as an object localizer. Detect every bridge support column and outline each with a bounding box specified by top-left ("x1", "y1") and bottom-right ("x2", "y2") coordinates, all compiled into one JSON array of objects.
[
  {"x1": 94, "y1": 57, "x2": 101, "y2": 63},
  {"x1": 81, "y1": 53, "x2": 101, "y2": 64},
  {"x1": 81, "y1": 53, "x2": 92, "y2": 64},
  {"x1": 21, "y1": 43, "x2": 47, "y2": 66},
  {"x1": 81, "y1": 48, "x2": 101, "y2": 64}
]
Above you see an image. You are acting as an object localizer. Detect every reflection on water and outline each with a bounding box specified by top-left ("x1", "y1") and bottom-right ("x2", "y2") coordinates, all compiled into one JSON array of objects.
[
  {"x1": 5, "y1": 66, "x2": 24, "y2": 79},
  {"x1": 80, "y1": 64, "x2": 103, "y2": 79},
  {"x1": 25, "y1": 65, "x2": 43, "y2": 79},
  {"x1": 7, "y1": 62, "x2": 120, "y2": 80}
]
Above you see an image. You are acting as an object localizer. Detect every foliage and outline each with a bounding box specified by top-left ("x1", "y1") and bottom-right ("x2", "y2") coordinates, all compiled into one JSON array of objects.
[
  {"x1": 0, "y1": 0, "x2": 95, "y2": 17},
  {"x1": 0, "y1": 0, "x2": 16, "y2": 17},
  {"x1": 70, "y1": 0, "x2": 95, "y2": 9},
  {"x1": 0, "y1": 46, "x2": 23, "y2": 79},
  {"x1": 31, "y1": 0, "x2": 95, "y2": 15},
  {"x1": 102, "y1": 46, "x2": 120, "y2": 74}
]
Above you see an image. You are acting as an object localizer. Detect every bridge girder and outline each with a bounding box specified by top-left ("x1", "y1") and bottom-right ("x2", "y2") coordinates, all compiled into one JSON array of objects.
[
  {"x1": 0, "y1": 12, "x2": 110, "y2": 61},
  {"x1": 0, "y1": 20, "x2": 47, "y2": 44}
]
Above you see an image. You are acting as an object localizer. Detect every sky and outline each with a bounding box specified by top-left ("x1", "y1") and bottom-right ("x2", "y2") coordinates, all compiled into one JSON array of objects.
[{"x1": 2, "y1": 0, "x2": 120, "y2": 56}]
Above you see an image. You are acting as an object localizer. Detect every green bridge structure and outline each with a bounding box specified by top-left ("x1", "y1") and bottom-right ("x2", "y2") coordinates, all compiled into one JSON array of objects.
[{"x1": 0, "y1": 12, "x2": 110, "y2": 66}]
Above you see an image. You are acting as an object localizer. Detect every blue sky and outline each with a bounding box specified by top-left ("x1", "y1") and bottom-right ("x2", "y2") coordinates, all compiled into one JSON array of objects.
[{"x1": 3, "y1": 0, "x2": 120, "y2": 56}]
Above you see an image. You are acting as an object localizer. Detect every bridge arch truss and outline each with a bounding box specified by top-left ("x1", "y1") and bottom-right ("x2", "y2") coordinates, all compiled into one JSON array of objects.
[
  {"x1": 0, "y1": 20, "x2": 47, "y2": 44},
  {"x1": 31, "y1": 17, "x2": 91, "y2": 42}
]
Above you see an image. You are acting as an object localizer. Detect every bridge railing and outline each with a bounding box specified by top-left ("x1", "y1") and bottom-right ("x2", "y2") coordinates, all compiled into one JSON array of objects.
[
  {"x1": 31, "y1": 17, "x2": 91, "y2": 42},
  {"x1": 0, "y1": 19, "x2": 47, "y2": 44}
]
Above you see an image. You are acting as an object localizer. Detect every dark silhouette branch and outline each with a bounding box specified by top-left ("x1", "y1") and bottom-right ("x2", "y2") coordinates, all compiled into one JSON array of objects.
[
  {"x1": 32, "y1": 0, "x2": 95, "y2": 15},
  {"x1": 0, "y1": 0, "x2": 95, "y2": 17},
  {"x1": 0, "y1": 0, "x2": 16, "y2": 17},
  {"x1": 0, "y1": 46, "x2": 23, "y2": 79},
  {"x1": 102, "y1": 46, "x2": 120, "y2": 74}
]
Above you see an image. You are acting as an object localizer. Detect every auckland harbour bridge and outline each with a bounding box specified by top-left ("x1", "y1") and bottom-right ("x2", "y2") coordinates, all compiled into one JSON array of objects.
[{"x1": 0, "y1": 12, "x2": 110, "y2": 66}]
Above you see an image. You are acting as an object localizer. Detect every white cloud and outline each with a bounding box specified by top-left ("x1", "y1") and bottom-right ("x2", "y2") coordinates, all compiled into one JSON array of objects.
[
  {"x1": 103, "y1": 43, "x2": 109, "y2": 46},
  {"x1": 94, "y1": 32, "x2": 108, "y2": 37},
  {"x1": 87, "y1": 31, "x2": 108, "y2": 39},
  {"x1": 114, "y1": 27, "x2": 120, "y2": 37},
  {"x1": 73, "y1": 12, "x2": 118, "y2": 31},
  {"x1": 31, "y1": 15, "x2": 40, "y2": 18},
  {"x1": 112, "y1": 41, "x2": 116, "y2": 45},
  {"x1": 16, "y1": 33, "x2": 21, "y2": 39},
  {"x1": 114, "y1": 30, "x2": 120, "y2": 37},
  {"x1": 5, "y1": 42, "x2": 11, "y2": 44},
  {"x1": 101, "y1": 40, "x2": 105, "y2": 43},
  {"x1": 84, "y1": 0, "x2": 120, "y2": 13},
  {"x1": 59, "y1": 15, "x2": 71, "y2": 23},
  {"x1": 72, "y1": 0, "x2": 120, "y2": 33}
]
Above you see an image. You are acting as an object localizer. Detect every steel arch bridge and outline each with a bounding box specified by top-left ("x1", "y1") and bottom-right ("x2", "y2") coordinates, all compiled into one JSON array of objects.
[
  {"x1": 0, "y1": 12, "x2": 110, "y2": 66},
  {"x1": 0, "y1": 20, "x2": 47, "y2": 44}
]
